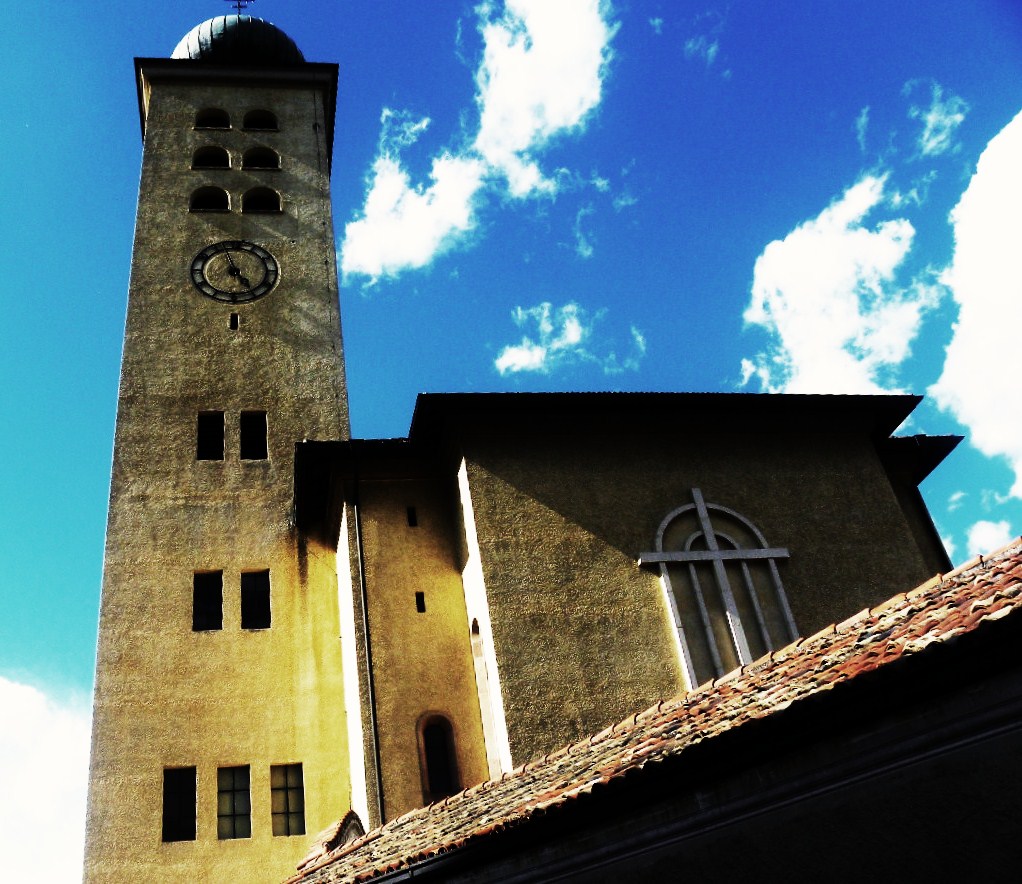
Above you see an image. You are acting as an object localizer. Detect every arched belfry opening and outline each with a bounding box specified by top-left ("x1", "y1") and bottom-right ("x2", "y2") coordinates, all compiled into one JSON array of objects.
[
  {"x1": 640, "y1": 488, "x2": 797, "y2": 689},
  {"x1": 417, "y1": 715, "x2": 460, "y2": 805}
]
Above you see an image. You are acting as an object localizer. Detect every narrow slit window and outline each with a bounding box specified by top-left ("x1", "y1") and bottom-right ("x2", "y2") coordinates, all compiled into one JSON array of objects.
[
  {"x1": 239, "y1": 411, "x2": 268, "y2": 460},
  {"x1": 162, "y1": 767, "x2": 197, "y2": 842},
  {"x1": 192, "y1": 571, "x2": 223, "y2": 631},
  {"x1": 270, "y1": 763, "x2": 305, "y2": 836},
  {"x1": 196, "y1": 411, "x2": 225, "y2": 460},
  {"x1": 217, "y1": 766, "x2": 251, "y2": 839},
  {"x1": 241, "y1": 570, "x2": 271, "y2": 629},
  {"x1": 407, "y1": 506, "x2": 418, "y2": 527},
  {"x1": 229, "y1": 312, "x2": 240, "y2": 330},
  {"x1": 415, "y1": 591, "x2": 426, "y2": 613}
]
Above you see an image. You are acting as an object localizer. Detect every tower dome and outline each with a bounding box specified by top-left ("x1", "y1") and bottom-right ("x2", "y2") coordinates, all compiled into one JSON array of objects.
[{"x1": 171, "y1": 15, "x2": 304, "y2": 65}]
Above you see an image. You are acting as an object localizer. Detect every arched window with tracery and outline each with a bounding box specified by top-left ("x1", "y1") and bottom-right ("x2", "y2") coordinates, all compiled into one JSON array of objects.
[
  {"x1": 242, "y1": 187, "x2": 281, "y2": 213},
  {"x1": 417, "y1": 714, "x2": 460, "y2": 805},
  {"x1": 192, "y1": 146, "x2": 230, "y2": 169},
  {"x1": 189, "y1": 186, "x2": 229, "y2": 212},
  {"x1": 640, "y1": 488, "x2": 797, "y2": 689}
]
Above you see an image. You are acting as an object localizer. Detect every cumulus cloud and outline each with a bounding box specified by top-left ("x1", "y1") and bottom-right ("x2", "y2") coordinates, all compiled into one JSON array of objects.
[
  {"x1": 0, "y1": 677, "x2": 91, "y2": 881},
  {"x1": 495, "y1": 302, "x2": 646, "y2": 375},
  {"x1": 966, "y1": 519, "x2": 1014, "y2": 557},
  {"x1": 741, "y1": 174, "x2": 941, "y2": 393},
  {"x1": 905, "y1": 80, "x2": 969, "y2": 157},
  {"x1": 929, "y1": 110, "x2": 1022, "y2": 498},
  {"x1": 341, "y1": 0, "x2": 616, "y2": 282}
]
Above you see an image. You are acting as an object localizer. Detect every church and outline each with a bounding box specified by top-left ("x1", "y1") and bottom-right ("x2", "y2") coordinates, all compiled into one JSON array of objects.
[{"x1": 84, "y1": 15, "x2": 1022, "y2": 883}]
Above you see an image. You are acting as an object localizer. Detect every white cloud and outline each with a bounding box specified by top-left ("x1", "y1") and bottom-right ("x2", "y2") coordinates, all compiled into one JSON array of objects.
[
  {"x1": 929, "y1": 110, "x2": 1022, "y2": 498},
  {"x1": 649, "y1": 17, "x2": 664, "y2": 35},
  {"x1": 573, "y1": 205, "x2": 595, "y2": 258},
  {"x1": 612, "y1": 191, "x2": 637, "y2": 211},
  {"x1": 948, "y1": 490, "x2": 966, "y2": 512},
  {"x1": 741, "y1": 174, "x2": 941, "y2": 393},
  {"x1": 684, "y1": 35, "x2": 719, "y2": 67},
  {"x1": 906, "y1": 81, "x2": 969, "y2": 157},
  {"x1": 855, "y1": 105, "x2": 870, "y2": 153},
  {"x1": 966, "y1": 519, "x2": 1014, "y2": 557},
  {"x1": 0, "y1": 677, "x2": 91, "y2": 881},
  {"x1": 341, "y1": 0, "x2": 616, "y2": 282},
  {"x1": 495, "y1": 302, "x2": 645, "y2": 375},
  {"x1": 940, "y1": 533, "x2": 957, "y2": 564}
]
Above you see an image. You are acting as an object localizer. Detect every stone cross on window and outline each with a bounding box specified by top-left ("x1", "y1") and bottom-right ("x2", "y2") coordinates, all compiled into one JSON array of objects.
[{"x1": 640, "y1": 488, "x2": 797, "y2": 688}]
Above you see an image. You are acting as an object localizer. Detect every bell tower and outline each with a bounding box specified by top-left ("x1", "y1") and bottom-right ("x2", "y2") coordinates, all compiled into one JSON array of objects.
[{"x1": 85, "y1": 16, "x2": 351, "y2": 881}]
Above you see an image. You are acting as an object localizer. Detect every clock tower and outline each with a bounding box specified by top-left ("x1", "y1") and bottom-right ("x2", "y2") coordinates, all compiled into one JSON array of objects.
[{"x1": 85, "y1": 16, "x2": 352, "y2": 881}]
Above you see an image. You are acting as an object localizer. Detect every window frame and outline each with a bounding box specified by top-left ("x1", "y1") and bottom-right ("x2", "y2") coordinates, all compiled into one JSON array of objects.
[
  {"x1": 270, "y1": 763, "x2": 305, "y2": 837},
  {"x1": 217, "y1": 765, "x2": 252, "y2": 840}
]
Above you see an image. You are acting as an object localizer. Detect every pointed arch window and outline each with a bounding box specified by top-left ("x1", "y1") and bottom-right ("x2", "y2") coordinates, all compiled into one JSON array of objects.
[
  {"x1": 640, "y1": 488, "x2": 797, "y2": 689},
  {"x1": 192, "y1": 146, "x2": 230, "y2": 169},
  {"x1": 242, "y1": 187, "x2": 281, "y2": 213},
  {"x1": 242, "y1": 147, "x2": 280, "y2": 170},
  {"x1": 189, "y1": 186, "x2": 229, "y2": 213},
  {"x1": 195, "y1": 108, "x2": 230, "y2": 129},
  {"x1": 243, "y1": 109, "x2": 278, "y2": 131},
  {"x1": 418, "y1": 715, "x2": 460, "y2": 805}
]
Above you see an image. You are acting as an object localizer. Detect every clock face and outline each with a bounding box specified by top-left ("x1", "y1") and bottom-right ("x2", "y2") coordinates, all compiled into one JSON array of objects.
[{"x1": 190, "y1": 240, "x2": 279, "y2": 303}]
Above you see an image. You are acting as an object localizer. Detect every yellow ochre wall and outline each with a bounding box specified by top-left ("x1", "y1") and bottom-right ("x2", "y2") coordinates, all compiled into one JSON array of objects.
[{"x1": 85, "y1": 69, "x2": 351, "y2": 883}]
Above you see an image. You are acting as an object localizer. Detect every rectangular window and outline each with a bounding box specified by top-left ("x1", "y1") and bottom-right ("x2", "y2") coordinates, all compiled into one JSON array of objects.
[
  {"x1": 217, "y1": 765, "x2": 251, "y2": 840},
  {"x1": 407, "y1": 506, "x2": 418, "y2": 527},
  {"x1": 239, "y1": 410, "x2": 268, "y2": 460},
  {"x1": 241, "y1": 570, "x2": 271, "y2": 629},
  {"x1": 229, "y1": 312, "x2": 240, "y2": 330},
  {"x1": 415, "y1": 591, "x2": 426, "y2": 613},
  {"x1": 193, "y1": 571, "x2": 223, "y2": 631},
  {"x1": 270, "y1": 763, "x2": 305, "y2": 836},
  {"x1": 196, "y1": 411, "x2": 225, "y2": 461},
  {"x1": 162, "y1": 767, "x2": 196, "y2": 842}
]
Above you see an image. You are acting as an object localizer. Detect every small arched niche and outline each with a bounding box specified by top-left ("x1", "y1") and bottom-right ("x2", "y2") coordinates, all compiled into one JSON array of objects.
[
  {"x1": 189, "y1": 186, "x2": 230, "y2": 213},
  {"x1": 242, "y1": 147, "x2": 280, "y2": 170},
  {"x1": 191, "y1": 146, "x2": 230, "y2": 170},
  {"x1": 194, "y1": 108, "x2": 230, "y2": 129},
  {"x1": 418, "y1": 714, "x2": 460, "y2": 805},
  {"x1": 243, "y1": 109, "x2": 278, "y2": 131},
  {"x1": 242, "y1": 187, "x2": 281, "y2": 213}
]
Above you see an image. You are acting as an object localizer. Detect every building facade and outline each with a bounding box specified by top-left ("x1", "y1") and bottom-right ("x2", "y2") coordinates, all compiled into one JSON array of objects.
[{"x1": 86, "y1": 16, "x2": 958, "y2": 882}]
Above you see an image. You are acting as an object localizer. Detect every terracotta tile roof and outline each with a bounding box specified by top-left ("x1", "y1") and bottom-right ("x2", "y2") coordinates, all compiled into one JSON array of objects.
[{"x1": 289, "y1": 540, "x2": 1022, "y2": 884}]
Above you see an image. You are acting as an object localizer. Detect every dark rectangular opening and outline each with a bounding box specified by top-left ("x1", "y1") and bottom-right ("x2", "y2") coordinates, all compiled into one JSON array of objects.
[
  {"x1": 240, "y1": 410, "x2": 268, "y2": 460},
  {"x1": 229, "y1": 312, "x2": 240, "y2": 330},
  {"x1": 270, "y1": 763, "x2": 305, "y2": 836},
  {"x1": 217, "y1": 765, "x2": 251, "y2": 839},
  {"x1": 196, "y1": 411, "x2": 225, "y2": 461},
  {"x1": 162, "y1": 767, "x2": 197, "y2": 842},
  {"x1": 193, "y1": 571, "x2": 223, "y2": 631},
  {"x1": 407, "y1": 506, "x2": 418, "y2": 527},
  {"x1": 415, "y1": 591, "x2": 426, "y2": 613},
  {"x1": 241, "y1": 570, "x2": 271, "y2": 629}
]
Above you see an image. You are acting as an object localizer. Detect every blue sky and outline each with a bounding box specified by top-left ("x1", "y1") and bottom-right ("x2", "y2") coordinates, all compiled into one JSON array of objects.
[{"x1": 1, "y1": 1, "x2": 1020, "y2": 876}]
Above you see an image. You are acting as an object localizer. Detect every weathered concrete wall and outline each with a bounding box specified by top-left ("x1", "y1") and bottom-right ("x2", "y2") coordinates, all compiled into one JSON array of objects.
[
  {"x1": 356, "y1": 479, "x2": 489, "y2": 821},
  {"x1": 458, "y1": 424, "x2": 939, "y2": 765},
  {"x1": 86, "y1": 70, "x2": 350, "y2": 883}
]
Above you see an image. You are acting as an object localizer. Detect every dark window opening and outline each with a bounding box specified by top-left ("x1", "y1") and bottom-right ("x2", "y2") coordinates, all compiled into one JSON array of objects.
[
  {"x1": 239, "y1": 411, "x2": 268, "y2": 460},
  {"x1": 217, "y1": 765, "x2": 251, "y2": 839},
  {"x1": 242, "y1": 147, "x2": 280, "y2": 170},
  {"x1": 243, "y1": 109, "x2": 278, "y2": 131},
  {"x1": 241, "y1": 570, "x2": 271, "y2": 629},
  {"x1": 242, "y1": 187, "x2": 281, "y2": 213},
  {"x1": 406, "y1": 506, "x2": 418, "y2": 527},
  {"x1": 415, "y1": 591, "x2": 426, "y2": 613},
  {"x1": 192, "y1": 146, "x2": 230, "y2": 169},
  {"x1": 189, "y1": 185, "x2": 229, "y2": 213},
  {"x1": 162, "y1": 767, "x2": 197, "y2": 842},
  {"x1": 270, "y1": 763, "x2": 305, "y2": 836},
  {"x1": 229, "y1": 312, "x2": 240, "y2": 330},
  {"x1": 193, "y1": 571, "x2": 223, "y2": 631},
  {"x1": 195, "y1": 108, "x2": 230, "y2": 129},
  {"x1": 196, "y1": 411, "x2": 225, "y2": 461},
  {"x1": 420, "y1": 717, "x2": 459, "y2": 804}
]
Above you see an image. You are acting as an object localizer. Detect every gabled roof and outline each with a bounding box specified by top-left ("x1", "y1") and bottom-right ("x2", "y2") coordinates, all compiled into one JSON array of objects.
[{"x1": 289, "y1": 539, "x2": 1022, "y2": 883}]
